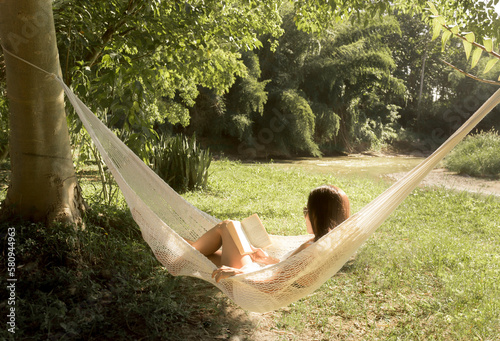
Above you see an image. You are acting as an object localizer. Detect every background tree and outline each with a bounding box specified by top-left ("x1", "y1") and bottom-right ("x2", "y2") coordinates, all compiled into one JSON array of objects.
[
  {"x1": 297, "y1": 14, "x2": 406, "y2": 151},
  {"x1": 388, "y1": 9, "x2": 500, "y2": 154},
  {"x1": 187, "y1": 51, "x2": 269, "y2": 144},
  {"x1": 54, "y1": 0, "x2": 284, "y2": 158},
  {"x1": 390, "y1": 13, "x2": 453, "y2": 132},
  {"x1": 196, "y1": 10, "x2": 406, "y2": 156},
  {"x1": 172, "y1": 2, "x2": 500, "y2": 157}
]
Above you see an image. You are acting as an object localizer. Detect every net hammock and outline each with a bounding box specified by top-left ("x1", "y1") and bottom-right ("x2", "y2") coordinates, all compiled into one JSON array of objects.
[
  {"x1": 58, "y1": 79, "x2": 500, "y2": 313},
  {"x1": 4, "y1": 46, "x2": 500, "y2": 312}
]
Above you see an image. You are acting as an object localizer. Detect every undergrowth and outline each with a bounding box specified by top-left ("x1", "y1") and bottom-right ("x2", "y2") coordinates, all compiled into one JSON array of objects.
[
  {"x1": 444, "y1": 130, "x2": 500, "y2": 178},
  {"x1": 150, "y1": 134, "x2": 212, "y2": 192},
  {"x1": 0, "y1": 206, "x2": 220, "y2": 340}
]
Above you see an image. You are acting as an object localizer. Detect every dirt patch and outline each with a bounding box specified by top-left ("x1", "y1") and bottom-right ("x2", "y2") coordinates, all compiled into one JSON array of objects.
[{"x1": 385, "y1": 168, "x2": 500, "y2": 197}]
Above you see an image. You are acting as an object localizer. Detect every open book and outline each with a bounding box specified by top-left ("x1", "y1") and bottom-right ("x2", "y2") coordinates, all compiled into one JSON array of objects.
[{"x1": 227, "y1": 214, "x2": 272, "y2": 255}]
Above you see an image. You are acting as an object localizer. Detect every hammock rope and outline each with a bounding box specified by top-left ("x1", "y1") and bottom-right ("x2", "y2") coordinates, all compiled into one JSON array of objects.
[
  {"x1": 3, "y1": 45, "x2": 500, "y2": 312},
  {"x1": 52, "y1": 79, "x2": 500, "y2": 312}
]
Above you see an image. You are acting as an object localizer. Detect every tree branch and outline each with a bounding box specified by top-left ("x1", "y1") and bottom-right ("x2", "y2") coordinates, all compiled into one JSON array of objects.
[
  {"x1": 85, "y1": 0, "x2": 146, "y2": 67},
  {"x1": 442, "y1": 24, "x2": 500, "y2": 59},
  {"x1": 439, "y1": 58, "x2": 500, "y2": 86}
]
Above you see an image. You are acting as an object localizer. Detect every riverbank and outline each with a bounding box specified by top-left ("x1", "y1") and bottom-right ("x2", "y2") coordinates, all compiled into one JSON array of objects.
[
  {"x1": 265, "y1": 153, "x2": 500, "y2": 197},
  {"x1": 386, "y1": 168, "x2": 500, "y2": 197}
]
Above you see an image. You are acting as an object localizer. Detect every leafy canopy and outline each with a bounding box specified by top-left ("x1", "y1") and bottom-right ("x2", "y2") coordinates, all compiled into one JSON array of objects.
[
  {"x1": 54, "y1": 0, "x2": 284, "y2": 129},
  {"x1": 52, "y1": 0, "x2": 499, "y2": 128},
  {"x1": 427, "y1": 1, "x2": 500, "y2": 84}
]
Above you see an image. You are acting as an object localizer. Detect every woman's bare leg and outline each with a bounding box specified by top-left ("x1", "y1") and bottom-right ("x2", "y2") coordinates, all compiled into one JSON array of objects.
[{"x1": 190, "y1": 220, "x2": 253, "y2": 268}]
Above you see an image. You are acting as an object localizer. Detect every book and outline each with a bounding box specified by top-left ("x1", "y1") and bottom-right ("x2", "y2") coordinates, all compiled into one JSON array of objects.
[{"x1": 227, "y1": 214, "x2": 272, "y2": 255}]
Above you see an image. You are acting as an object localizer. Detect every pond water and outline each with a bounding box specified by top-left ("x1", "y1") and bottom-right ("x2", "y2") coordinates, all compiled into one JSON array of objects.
[{"x1": 269, "y1": 154, "x2": 426, "y2": 180}]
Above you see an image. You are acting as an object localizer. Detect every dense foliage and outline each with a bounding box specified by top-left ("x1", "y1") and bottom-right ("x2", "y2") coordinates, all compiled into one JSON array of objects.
[
  {"x1": 1, "y1": 1, "x2": 499, "y2": 160},
  {"x1": 188, "y1": 11, "x2": 407, "y2": 155},
  {"x1": 444, "y1": 130, "x2": 500, "y2": 178},
  {"x1": 187, "y1": 9, "x2": 500, "y2": 156},
  {"x1": 51, "y1": 0, "x2": 284, "y2": 154}
]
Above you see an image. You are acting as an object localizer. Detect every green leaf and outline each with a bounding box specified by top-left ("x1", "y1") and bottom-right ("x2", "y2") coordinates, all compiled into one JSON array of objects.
[
  {"x1": 463, "y1": 40, "x2": 472, "y2": 60},
  {"x1": 427, "y1": 1, "x2": 439, "y2": 16},
  {"x1": 449, "y1": 25, "x2": 459, "y2": 35},
  {"x1": 483, "y1": 58, "x2": 498, "y2": 74},
  {"x1": 483, "y1": 38, "x2": 493, "y2": 52},
  {"x1": 464, "y1": 32, "x2": 475, "y2": 43},
  {"x1": 432, "y1": 17, "x2": 442, "y2": 41},
  {"x1": 441, "y1": 30, "x2": 452, "y2": 51},
  {"x1": 470, "y1": 48, "x2": 482, "y2": 69}
]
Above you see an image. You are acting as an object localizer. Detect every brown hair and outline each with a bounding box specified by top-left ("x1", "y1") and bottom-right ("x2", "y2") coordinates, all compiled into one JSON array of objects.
[{"x1": 307, "y1": 185, "x2": 350, "y2": 241}]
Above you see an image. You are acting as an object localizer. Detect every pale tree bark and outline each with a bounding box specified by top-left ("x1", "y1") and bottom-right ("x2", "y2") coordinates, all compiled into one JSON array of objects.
[{"x1": 0, "y1": 0, "x2": 85, "y2": 224}]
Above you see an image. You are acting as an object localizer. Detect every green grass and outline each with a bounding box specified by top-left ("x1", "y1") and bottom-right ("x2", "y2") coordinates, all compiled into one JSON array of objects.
[
  {"x1": 444, "y1": 130, "x2": 500, "y2": 178},
  {"x1": 187, "y1": 160, "x2": 500, "y2": 340},
  {"x1": 1, "y1": 159, "x2": 499, "y2": 340},
  {"x1": 283, "y1": 188, "x2": 500, "y2": 340}
]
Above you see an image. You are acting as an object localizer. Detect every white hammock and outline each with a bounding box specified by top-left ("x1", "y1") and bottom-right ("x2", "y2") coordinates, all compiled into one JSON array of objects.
[
  {"x1": 56, "y1": 77, "x2": 499, "y2": 312},
  {"x1": 5, "y1": 41, "x2": 496, "y2": 313},
  {"x1": 2, "y1": 32, "x2": 500, "y2": 312}
]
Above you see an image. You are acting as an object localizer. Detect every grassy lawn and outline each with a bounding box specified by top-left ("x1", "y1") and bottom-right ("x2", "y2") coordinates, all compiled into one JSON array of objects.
[
  {"x1": 184, "y1": 160, "x2": 500, "y2": 340},
  {"x1": 1, "y1": 159, "x2": 499, "y2": 340}
]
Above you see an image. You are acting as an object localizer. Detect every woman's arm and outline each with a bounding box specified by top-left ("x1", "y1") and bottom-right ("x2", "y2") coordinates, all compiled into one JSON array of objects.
[
  {"x1": 211, "y1": 247, "x2": 278, "y2": 283},
  {"x1": 212, "y1": 265, "x2": 246, "y2": 282},
  {"x1": 249, "y1": 246, "x2": 279, "y2": 265},
  {"x1": 211, "y1": 238, "x2": 314, "y2": 282}
]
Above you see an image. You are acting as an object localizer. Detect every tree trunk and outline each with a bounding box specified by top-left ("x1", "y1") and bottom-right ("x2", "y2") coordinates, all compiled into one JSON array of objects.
[{"x1": 0, "y1": 0, "x2": 85, "y2": 224}]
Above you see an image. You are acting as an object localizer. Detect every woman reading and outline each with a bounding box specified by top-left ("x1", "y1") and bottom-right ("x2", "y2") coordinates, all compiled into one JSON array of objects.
[{"x1": 188, "y1": 185, "x2": 350, "y2": 282}]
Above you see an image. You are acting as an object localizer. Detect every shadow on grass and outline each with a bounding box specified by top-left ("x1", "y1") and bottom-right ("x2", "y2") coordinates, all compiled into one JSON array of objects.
[{"x1": 0, "y1": 204, "x2": 262, "y2": 341}]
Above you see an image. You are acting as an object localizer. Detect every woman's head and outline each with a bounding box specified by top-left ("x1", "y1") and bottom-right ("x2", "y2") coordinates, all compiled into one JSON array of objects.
[{"x1": 305, "y1": 185, "x2": 350, "y2": 241}]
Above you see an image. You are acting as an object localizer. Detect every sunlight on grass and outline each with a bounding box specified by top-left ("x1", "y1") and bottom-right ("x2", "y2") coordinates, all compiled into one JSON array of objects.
[
  {"x1": 184, "y1": 159, "x2": 379, "y2": 236},
  {"x1": 1, "y1": 158, "x2": 498, "y2": 340},
  {"x1": 185, "y1": 160, "x2": 500, "y2": 340}
]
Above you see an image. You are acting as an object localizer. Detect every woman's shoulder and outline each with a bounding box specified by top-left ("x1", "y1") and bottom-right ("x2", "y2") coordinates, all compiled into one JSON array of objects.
[
  {"x1": 285, "y1": 237, "x2": 315, "y2": 259},
  {"x1": 297, "y1": 238, "x2": 315, "y2": 252},
  {"x1": 303, "y1": 238, "x2": 315, "y2": 246}
]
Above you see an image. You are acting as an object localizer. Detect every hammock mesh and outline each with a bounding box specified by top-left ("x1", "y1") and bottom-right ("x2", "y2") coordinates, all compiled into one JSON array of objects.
[{"x1": 56, "y1": 77, "x2": 500, "y2": 313}]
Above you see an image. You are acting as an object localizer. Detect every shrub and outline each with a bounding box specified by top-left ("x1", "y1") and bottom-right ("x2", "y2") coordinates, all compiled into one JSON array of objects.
[
  {"x1": 260, "y1": 89, "x2": 321, "y2": 157},
  {"x1": 151, "y1": 134, "x2": 212, "y2": 192},
  {"x1": 353, "y1": 104, "x2": 403, "y2": 151},
  {"x1": 444, "y1": 130, "x2": 500, "y2": 178}
]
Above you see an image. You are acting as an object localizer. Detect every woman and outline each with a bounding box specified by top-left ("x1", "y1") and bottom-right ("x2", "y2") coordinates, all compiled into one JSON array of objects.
[{"x1": 190, "y1": 185, "x2": 350, "y2": 282}]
